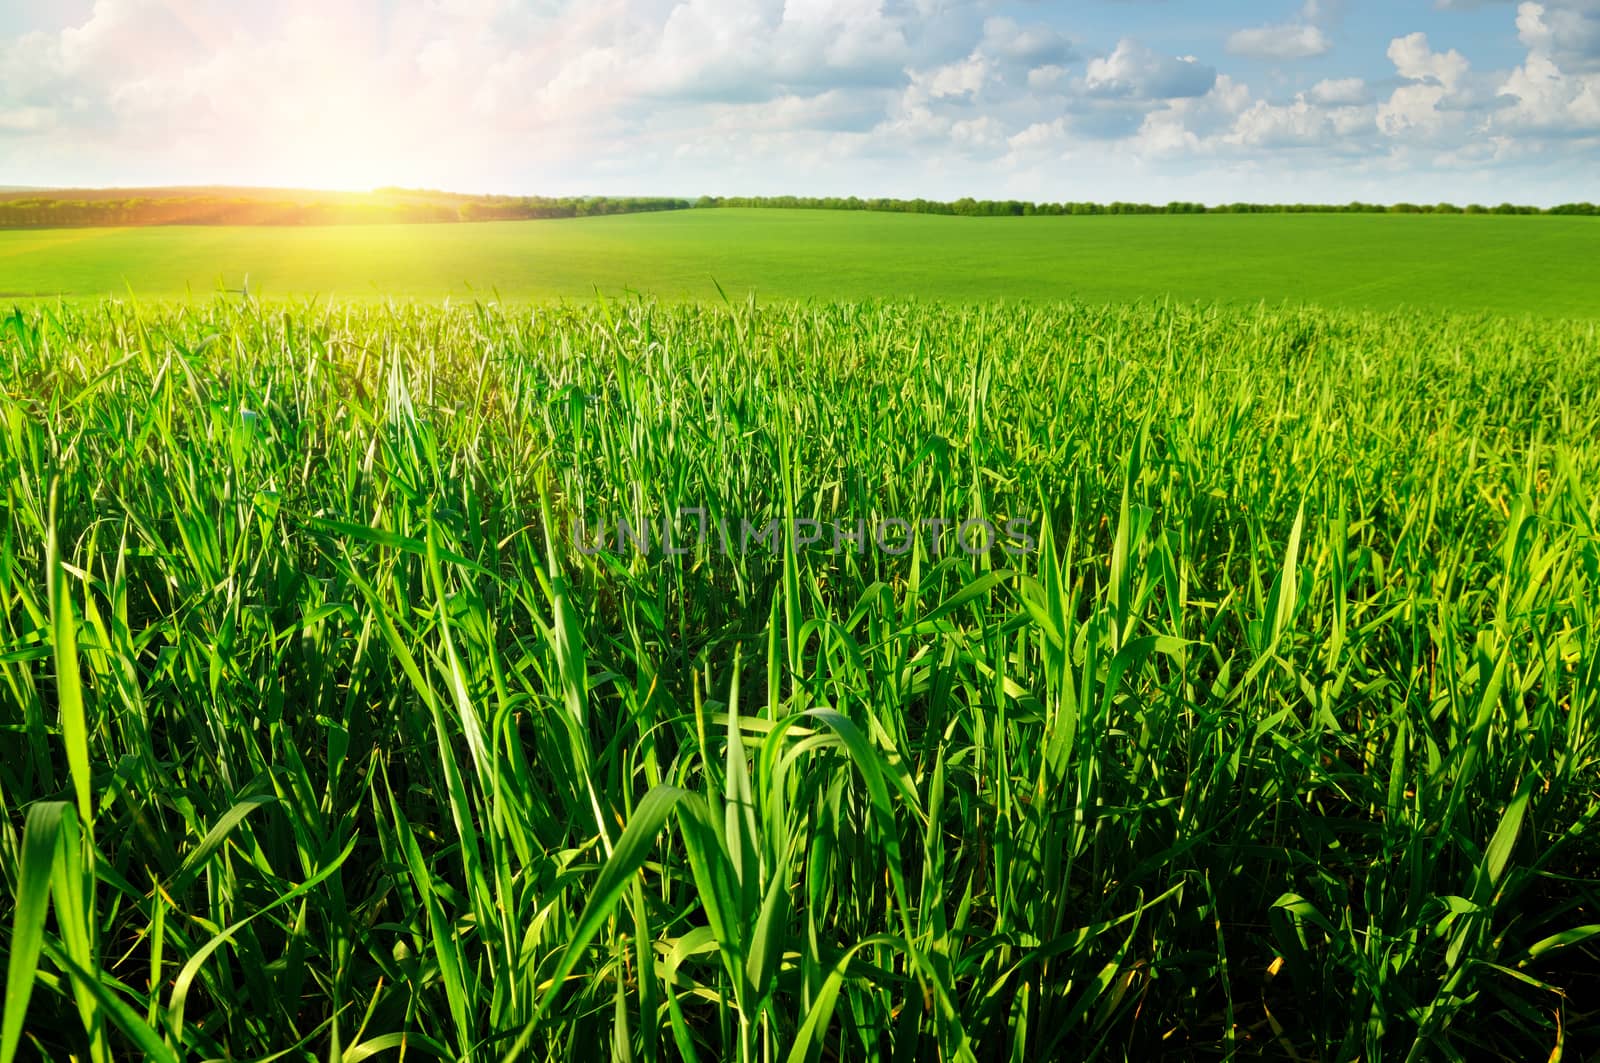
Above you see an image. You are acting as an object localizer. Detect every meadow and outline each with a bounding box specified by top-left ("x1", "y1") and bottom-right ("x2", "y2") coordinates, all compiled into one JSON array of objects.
[
  {"x1": 1, "y1": 209, "x2": 1599, "y2": 316},
  {"x1": 1, "y1": 294, "x2": 1597, "y2": 1061}
]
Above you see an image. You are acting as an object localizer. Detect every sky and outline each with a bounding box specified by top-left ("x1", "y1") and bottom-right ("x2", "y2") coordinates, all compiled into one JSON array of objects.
[{"x1": 1, "y1": 0, "x2": 1597, "y2": 205}]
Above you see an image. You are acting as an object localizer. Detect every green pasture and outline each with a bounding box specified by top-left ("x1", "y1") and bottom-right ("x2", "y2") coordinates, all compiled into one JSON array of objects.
[{"x1": 1, "y1": 209, "x2": 1596, "y2": 315}]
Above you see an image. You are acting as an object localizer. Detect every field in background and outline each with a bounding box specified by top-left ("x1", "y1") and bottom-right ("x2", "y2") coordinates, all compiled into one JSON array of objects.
[
  {"x1": 2, "y1": 297, "x2": 1597, "y2": 1060},
  {"x1": 2, "y1": 209, "x2": 1598, "y2": 315}
]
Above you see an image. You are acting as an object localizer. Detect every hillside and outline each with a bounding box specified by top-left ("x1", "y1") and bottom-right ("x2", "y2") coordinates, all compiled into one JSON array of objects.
[{"x1": 1, "y1": 209, "x2": 1596, "y2": 316}]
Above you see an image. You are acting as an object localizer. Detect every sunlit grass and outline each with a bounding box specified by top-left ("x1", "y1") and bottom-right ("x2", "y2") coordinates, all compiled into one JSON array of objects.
[
  {"x1": 3, "y1": 211, "x2": 1600, "y2": 317},
  {"x1": 1, "y1": 296, "x2": 1597, "y2": 1060}
]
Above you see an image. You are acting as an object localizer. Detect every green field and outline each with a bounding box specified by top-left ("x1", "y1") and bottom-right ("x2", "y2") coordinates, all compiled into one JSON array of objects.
[
  {"x1": 3, "y1": 209, "x2": 1598, "y2": 315},
  {"x1": 2, "y1": 296, "x2": 1598, "y2": 1060}
]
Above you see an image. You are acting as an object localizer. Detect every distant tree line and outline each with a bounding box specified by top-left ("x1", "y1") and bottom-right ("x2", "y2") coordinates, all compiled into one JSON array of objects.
[
  {"x1": 452, "y1": 195, "x2": 693, "y2": 221},
  {"x1": 694, "y1": 195, "x2": 1600, "y2": 217},
  {"x1": 0, "y1": 192, "x2": 693, "y2": 229},
  {"x1": 0, "y1": 188, "x2": 1593, "y2": 229}
]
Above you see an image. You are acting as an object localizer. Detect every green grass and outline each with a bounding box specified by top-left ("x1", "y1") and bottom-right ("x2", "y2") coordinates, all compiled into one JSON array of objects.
[
  {"x1": 1, "y1": 295, "x2": 1598, "y2": 1061},
  {"x1": 2, "y1": 210, "x2": 1599, "y2": 316}
]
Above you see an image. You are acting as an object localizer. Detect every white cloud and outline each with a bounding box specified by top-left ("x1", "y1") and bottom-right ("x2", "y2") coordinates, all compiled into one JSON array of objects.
[
  {"x1": 1229, "y1": 97, "x2": 1328, "y2": 147},
  {"x1": 0, "y1": 0, "x2": 1597, "y2": 202},
  {"x1": 416, "y1": 40, "x2": 460, "y2": 81},
  {"x1": 1481, "y1": 2, "x2": 1600, "y2": 133},
  {"x1": 1516, "y1": 1, "x2": 1600, "y2": 73},
  {"x1": 950, "y1": 114, "x2": 1007, "y2": 150},
  {"x1": 1378, "y1": 80, "x2": 1455, "y2": 136},
  {"x1": 908, "y1": 54, "x2": 990, "y2": 99},
  {"x1": 1131, "y1": 74, "x2": 1252, "y2": 156},
  {"x1": 1227, "y1": 93, "x2": 1377, "y2": 149},
  {"x1": 58, "y1": 0, "x2": 195, "y2": 76},
  {"x1": 0, "y1": 106, "x2": 55, "y2": 132},
  {"x1": 708, "y1": 88, "x2": 888, "y2": 134},
  {"x1": 978, "y1": 17, "x2": 1073, "y2": 68},
  {"x1": 1226, "y1": 24, "x2": 1332, "y2": 60},
  {"x1": 1378, "y1": 33, "x2": 1476, "y2": 138},
  {"x1": 1084, "y1": 39, "x2": 1217, "y2": 99},
  {"x1": 1006, "y1": 117, "x2": 1070, "y2": 153},
  {"x1": 1388, "y1": 31, "x2": 1470, "y2": 88},
  {"x1": 1497, "y1": 49, "x2": 1600, "y2": 129},
  {"x1": 1026, "y1": 65, "x2": 1069, "y2": 93},
  {"x1": 1311, "y1": 77, "x2": 1370, "y2": 105}
]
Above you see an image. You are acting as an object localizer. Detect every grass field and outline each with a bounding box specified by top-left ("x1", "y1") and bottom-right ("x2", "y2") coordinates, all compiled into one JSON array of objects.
[
  {"x1": 2, "y1": 210, "x2": 1599, "y2": 316},
  {"x1": 2, "y1": 296, "x2": 1598, "y2": 1061}
]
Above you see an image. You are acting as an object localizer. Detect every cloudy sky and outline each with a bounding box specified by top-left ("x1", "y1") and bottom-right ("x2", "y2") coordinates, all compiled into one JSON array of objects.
[{"x1": 2, "y1": 0, "x2": 1597, "y2": 204}]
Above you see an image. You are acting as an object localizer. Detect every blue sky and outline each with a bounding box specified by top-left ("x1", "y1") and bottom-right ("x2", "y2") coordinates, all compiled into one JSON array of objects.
[{"x1": 1, "y1": 0, "x2": 1597, "y2": 204}]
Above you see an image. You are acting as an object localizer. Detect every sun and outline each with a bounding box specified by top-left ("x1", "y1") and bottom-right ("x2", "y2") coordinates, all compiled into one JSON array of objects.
[{"x1": 271, "y1": 127, "x2": 394, "y2": 192}]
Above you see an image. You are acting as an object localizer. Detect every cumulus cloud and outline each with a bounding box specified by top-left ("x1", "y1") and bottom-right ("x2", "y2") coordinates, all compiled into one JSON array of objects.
[
  {"x1": 710, "y1": 88, "x2": 889, "y2": 134},
  {"x1": 1, "y1": 0, "x2": 1597, "y2": 200},
  {"x1": 1388, "y1": 31, "x2": 1471, "y2": 88},
  {"x1": 1495, "y1": 2, "x2": 1600, "y2": 128},
  {"x1": 641, "y1": 0, "x2": 915, "y2": 100},
  {"x1": 978, "y1": 17, "x2": 1074, "y2": 68},
  {"x1": 1026, "y1": 65, "x2": 1070, "y2": 93},
  {"x1": 907, "y1": 54, "x2": 991, "y2": 100},
  {"x1": 1515, "y1": 0, "x2": 1600, "y2": 72},
  {"x1": 1227, "y1": 24, "x2": 1332, "y2": 60},
  {"x1": 1373, "y1": 17, "x2": 1600, "y2": 149},
  {"x1": 0, "y1": 106, "x2": 55, "y2": 133},
  {"x1": 1006, "y1": 117, "x2": 1070, "y2": 154},
  {"x1": 1497, "y1": 53, "x2": 1600, "y2": 128},
  {"x1": 950, "y1": 114, "x2": 1007, "y2": 150},
  {"x1": 1310, "y1": 77, "x2": 1370, "y2": 105},
  {"x1": 1227, "y1": 92, "x2": 1376, "y2": 149},
  {"x1": 1130, "y1": 74, "x2": 1253, "y2": 156},
  {"x1": 1084, "y1": 39, "x2": 1217, "y2": 99},
  {"x1": 1376, "y1": 33, "x2": 1478, "y2": 138}
]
